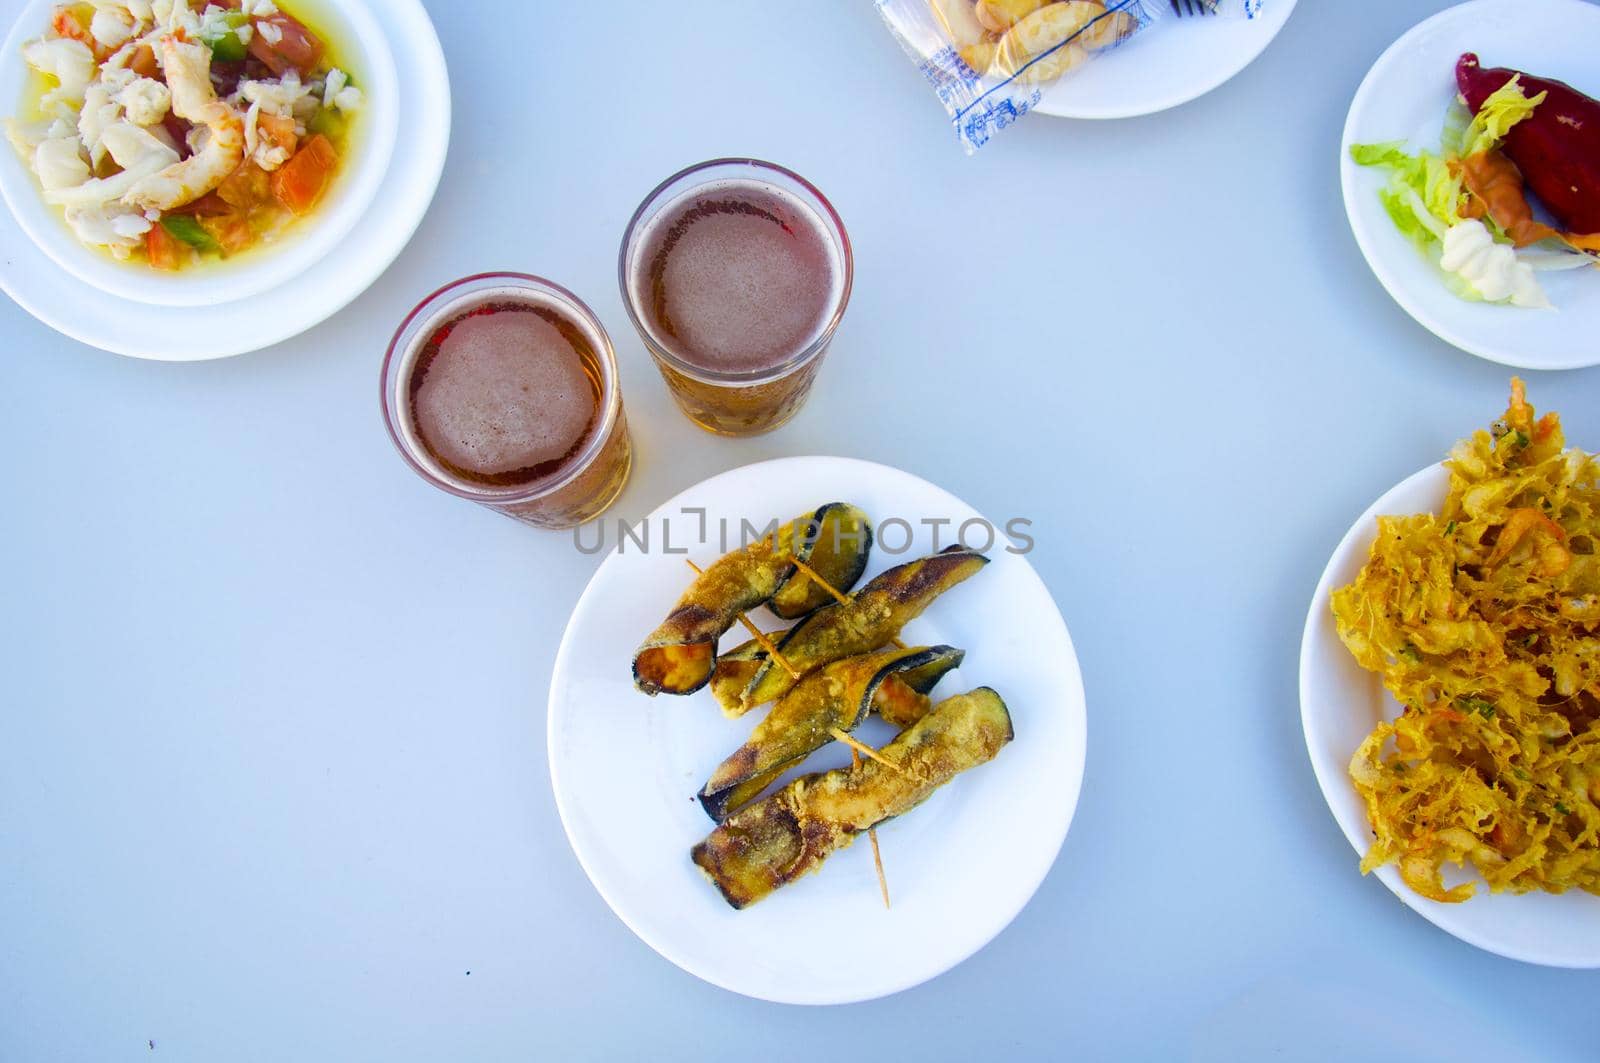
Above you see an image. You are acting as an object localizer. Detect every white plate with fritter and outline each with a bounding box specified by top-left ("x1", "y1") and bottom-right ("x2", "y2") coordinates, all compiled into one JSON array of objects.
[{"x1": 1301, "y1": 463, "x2": 1600, "y2": 968}]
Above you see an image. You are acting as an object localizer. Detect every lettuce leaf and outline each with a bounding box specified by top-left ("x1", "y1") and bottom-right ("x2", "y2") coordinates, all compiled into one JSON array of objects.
[
  {"x1": 1351, "y1": 141, "x2": 1463, "y2": 249},
  {"x1": 1438, "y1": 98, "x2": 1473, "y2": 158},
  {"x1": 1460, "y1": 75, "x2": 1546, "y2": 158},
  {"x1": 1350, "y1": 76, "x2": 1553, "y2": 306}
]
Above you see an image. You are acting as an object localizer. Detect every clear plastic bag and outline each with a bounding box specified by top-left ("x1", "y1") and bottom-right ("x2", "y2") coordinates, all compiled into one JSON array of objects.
[
  {"x1": 875, "y1": 0, "x2": 1265, "y2": 153},
  {"x1": 1197, "y1": 1, "x2": 1267, "y2": 15}
]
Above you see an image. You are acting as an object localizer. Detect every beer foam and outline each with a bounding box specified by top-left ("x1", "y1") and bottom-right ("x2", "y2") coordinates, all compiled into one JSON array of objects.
[
  {"x1": 638, "y1": 182, "x2": 841, "y2": 374},
  {"x1": 412, "y1": 311, "x2": 594, "y2": 480}
]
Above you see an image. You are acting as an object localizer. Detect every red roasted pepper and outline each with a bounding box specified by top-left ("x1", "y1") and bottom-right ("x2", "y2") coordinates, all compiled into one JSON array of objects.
[{"x1": 1457, "y1": 53, "x2": 1600, "y2": 235}]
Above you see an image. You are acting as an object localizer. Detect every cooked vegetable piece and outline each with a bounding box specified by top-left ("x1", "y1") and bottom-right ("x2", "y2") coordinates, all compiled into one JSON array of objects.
[
  {"x1": 1458, "y1": 54, "x2": 1600, "y2": 235},
  {"x1": 271, "y1": 133, "x2": 337, "y2": 215},
  {"x1": 725, "y1": 546, "x2": 988, "y2": 715},
  {"x1": 721, "y1": 643, "x2": 951, "y2": 733},
  {"x1": 218, "y1": 161, "x2": 271, "y2": 210},
  {"x1": 767, "y1": 507, "x2": 873, "y2": 619},
  {"x1": 129, "y1": 42, "x2": 159, "y2": 79},
  {"x1": 1456, "y1": 150, "x2": 1561, "y2": 247},
  {"x1": 255, "y1": 111, "x2": 299, "y2": 156},
  {"x1": 692, "y1": 687, "x2": 1014, "y2": 909},
  {"x1": 707, "y1": 639, "x2": 766, "y2": 709},
  {"x1": 248, "y1": 12, "x2": 326, "y2": 77},
  {"x1": 201, "y1": 11, "x2": 251, "y2": 63},
  {"x1": 145, "y1": 222, "x2": 184, "y2": 270},
  {"x1": 159, "y1": 213, "x2": 219, "y2": 252},
  {"x1": 631, "y1": 503, "x2": 870, "y2": 696},
  {"x1": 201, "y1": 212, "x2": 254, "y2": 255},
  {"x1": 172, "y1": 192, "x2": 233, "y2": 217},
  {"x1": 699, "y1": 645, "x2": 965, "y2": 822},
  {"x1": 882, "y1": 649, "x2": 970, "y2": 720}
]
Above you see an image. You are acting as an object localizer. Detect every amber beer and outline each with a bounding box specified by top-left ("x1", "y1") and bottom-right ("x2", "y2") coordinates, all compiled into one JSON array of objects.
[
  {"x1": 382, "y1": 274, "x2": 632, "y2": 529},
  {"x1": 620, "y1": 160, "x2": 853, "y2": 436}
]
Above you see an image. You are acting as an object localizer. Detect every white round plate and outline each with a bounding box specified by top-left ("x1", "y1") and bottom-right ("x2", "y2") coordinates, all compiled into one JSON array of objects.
[
  {"x1": 1035, "y1": 1, "x2": 1297, "y2": 120},
  {"x1": 548, "y1": 457, "x2": 1087, "y2": 1004},
  {"x1": 1300, "y1": 463, "x2": 1600, "y2": 968},
  {"x1": 0, "y1": 0, "x2": 449, "y2": 359},
  {"x1": 1340, "y1": 0, "x2": 1600, "y2": 370}
]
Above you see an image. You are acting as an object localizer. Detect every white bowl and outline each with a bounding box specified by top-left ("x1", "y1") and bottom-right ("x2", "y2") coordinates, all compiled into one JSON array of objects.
[
  {"x1": 1300, "y1": 463, "x2": 1600, "y2": 968},
  {"x1": 0, "y1": 0, "x2": 447, "y2": 359},
  {"x1": 0, "y1": 0, "x2": 399, "y2": 308}
]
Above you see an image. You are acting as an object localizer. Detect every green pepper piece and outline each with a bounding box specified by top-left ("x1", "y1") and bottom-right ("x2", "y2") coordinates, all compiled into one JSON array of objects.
[
  {"x1": 202, "y1": 12, "x2": 251, "y2": 62},
  {"x1": 160, "y1": 214, "x2": 219, "y2": 253}
]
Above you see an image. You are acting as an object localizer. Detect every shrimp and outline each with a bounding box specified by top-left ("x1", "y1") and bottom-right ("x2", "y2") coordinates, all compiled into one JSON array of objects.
[
  {"x1": 123, "y1": 37, "x2": 243, "y2": 211},
  {"x1": 1486, "y1": 507, "x2": 1572, "y2": 577}
]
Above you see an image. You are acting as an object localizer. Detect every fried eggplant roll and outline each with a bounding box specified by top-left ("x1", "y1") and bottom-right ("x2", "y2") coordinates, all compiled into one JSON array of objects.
[
  {"x1": 698, "y1": 645, "x2": 965, "y2": 822},
  {"x1": 706, "y1": 639, "x2": 767, "y2": 709},
  {"x1": 717, "y1": 545, "x2": 989, "y2": 716},
  {"x1": 767, "y1": 505, "x2": 873, "y2": 620},
  {"x1": 692, "y1": 687, "x2": 1014, "y2": 909},
  {"x1": 631, "y1": 502, "x2": 870, "y2": 696}
]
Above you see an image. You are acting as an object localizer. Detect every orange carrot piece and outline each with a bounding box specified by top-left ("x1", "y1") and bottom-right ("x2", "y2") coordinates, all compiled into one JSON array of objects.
[
  {"x1": 270, "y1": 135, "x2": 337, "y2": 215},
  {"x1": 145, "y1": 224, "x2": 183, "y2": 271},
  {"x1": 256, "y1": 112, "x2": 299, "y2": 156}
]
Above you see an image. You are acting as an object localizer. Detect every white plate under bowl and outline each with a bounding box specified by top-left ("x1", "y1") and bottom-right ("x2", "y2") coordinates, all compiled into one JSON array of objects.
[
  {"x1": 1340, "y1": 0, "x2": 1600, "y2": 370},
  {"x1": 1035, "y1": 0, "x2": 1297, "y2": 120},
  {"x1": 0, "y1": 0, "x2": 399, "y2": 308},
  {"x1": 1300, "y1": 463, "x2": 1600, "y2": 969},
  {"x1": 0, "y1": 0, "x2": 447, "y2": 358},
  {"x1": 548, "y1": 457, "x2": 1088, "y2": 1004}
]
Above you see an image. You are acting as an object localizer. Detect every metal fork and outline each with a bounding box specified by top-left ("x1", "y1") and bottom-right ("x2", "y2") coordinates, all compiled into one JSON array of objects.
[{"x1": 1169, "y1": 0, "x2": 1215, "y2": 15}]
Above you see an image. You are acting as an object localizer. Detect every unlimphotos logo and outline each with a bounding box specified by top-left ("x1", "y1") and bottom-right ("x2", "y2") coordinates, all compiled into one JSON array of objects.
[{"x1": 573, "y1": 509, "x2": 1035, "y2": 556}]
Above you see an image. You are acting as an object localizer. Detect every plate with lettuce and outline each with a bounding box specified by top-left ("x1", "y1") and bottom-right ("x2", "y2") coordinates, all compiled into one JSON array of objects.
[{"x1": 1340, "y1": 0, "x2": 1600, "y2": 370}]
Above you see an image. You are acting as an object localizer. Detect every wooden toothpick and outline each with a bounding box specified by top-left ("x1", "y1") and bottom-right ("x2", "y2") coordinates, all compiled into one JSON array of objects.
[
  {"x1": 685, "y1": 559, "x2": 801, "y2": 679},
  {"x1": 828, "y1": 727, "x2": 907, "y2": 776},
  {"x1": 787, "y1": 557, "x2": 907, "y2": 650}
]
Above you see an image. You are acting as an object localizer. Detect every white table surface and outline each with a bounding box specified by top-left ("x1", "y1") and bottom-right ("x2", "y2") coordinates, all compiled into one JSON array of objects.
[{"x1": 3, "y1": 1, "x2": 1598, "y2": 1059}]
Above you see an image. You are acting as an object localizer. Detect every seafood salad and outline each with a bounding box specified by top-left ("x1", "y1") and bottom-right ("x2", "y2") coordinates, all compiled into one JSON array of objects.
[{"x1": 5, "y1": 0, "x2": 361, "y2": 270}]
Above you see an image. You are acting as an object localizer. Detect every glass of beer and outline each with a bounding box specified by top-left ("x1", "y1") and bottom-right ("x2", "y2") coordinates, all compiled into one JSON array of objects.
[
  {"x1": 618, "y1": 159, "x2": 853, "y2": 436},
  {"x1": 381, "y1": 273, "x2": 632, "y2": 529}
]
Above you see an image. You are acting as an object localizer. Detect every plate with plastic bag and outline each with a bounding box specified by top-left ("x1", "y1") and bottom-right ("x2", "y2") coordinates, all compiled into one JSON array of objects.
[{"x1": 1036, "y1": 0, "x2": 1297, "y2": 120}]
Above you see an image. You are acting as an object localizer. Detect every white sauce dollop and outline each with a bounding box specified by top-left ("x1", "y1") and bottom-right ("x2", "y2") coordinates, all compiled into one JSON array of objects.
[{"x1": 1440, "y1": 219, "x2": 1551, "y2": 310}]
